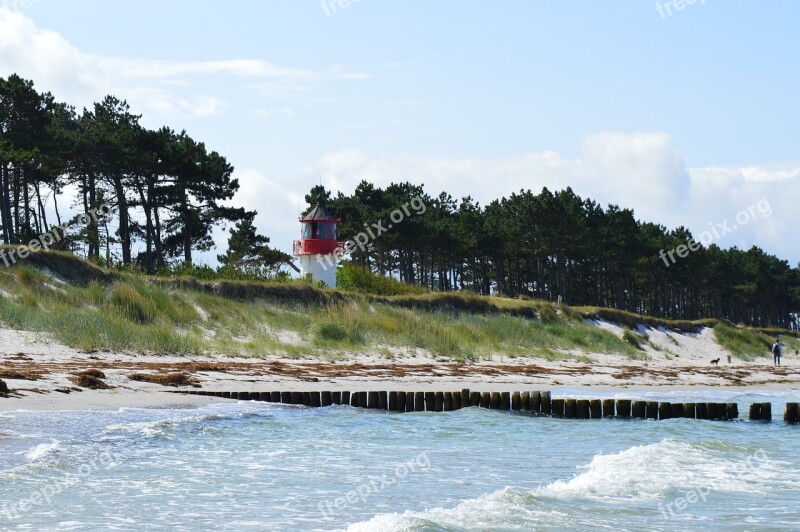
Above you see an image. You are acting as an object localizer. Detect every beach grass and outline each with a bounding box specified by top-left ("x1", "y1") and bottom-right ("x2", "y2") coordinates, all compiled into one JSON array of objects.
[
  {"x1": 0, "y1": 261, "x2": 645, "y2": 361},
  {"x1": 712, "y1": 321, "x2": 773, "y2": 361},
  {"x1": 0, "y1": 254, "x2": 796, "y2": 363}
]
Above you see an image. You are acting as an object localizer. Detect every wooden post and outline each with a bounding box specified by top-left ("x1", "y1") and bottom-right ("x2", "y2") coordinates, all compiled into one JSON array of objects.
[
  {"x1": 341, "y1": 391, "x2": 351, "y2": 406},
  {"x1": 396, "y1": 392, "x2": 414, "y2": 412},
  {"x1": 696, "y1": 402, "x2": 708, "y2": 420},
  {"x1": 303, "y1": 392, "x2": 312, "y2": 406},
  {"x1": 530, "y1": 391, "x2": 541, "y2": 413},
  {"x1": 500, "y1": 392, "x2": 511, "y2": 411},
  {"x1": 616, "y1": 399, "x2": 632, "y2": 418},
  {"x1": 658, "y1": 402, "x2": 671, "y2": 420},
  {"x1": 443, "y1": 392, "x2": 453, "y2": 411},
  {"x1": 540, "y1": 391, "x2": 552, "y2": 415},
  {"x1": 452, "y1": 391, "x2": 462, "y2": 410},
  {"x1": 433, "y1": 391, "x2": 443, "y2": 412},
  {"x1": 396, "y1": 391, "x2": 405, "y2": 412},
  {"x1": 749, "y1": 403, "x2": 761, "y2": 421},
  {"x1": 646, "y1": 401, "x2": 658, "y2": 420},
  {"x1": 564, "y1": 399, "x2": 577, "y2": 419},
  {"x1": 291, "y1": 392, "x2": 303, "y2": 405},
  {"x1": 403, "y1": 391, "x2": 413, "y2": 412},
  {"x1": 377, "y1": 391, "x2": 388, "y2": 410},
  {"x1": 590, "y1": 399, "x2": 602, "y2": 419},
  {"x1": 388, "y1": 391, "x2": 397, "y2": 411},
  {"x1": 331, "y1": 391, "x2": 341, "y2": 405},
  {"x1": 358, "y1": 391, "x2": 368, "y2": 408},
  {"x1": 470, "y1": 391, "x2": 481, "y2": 407},
  {"x1": 683, "y1": 403, "x2": 696, "y2": 419},
  {"x1": 670, "y1": 403, "x2": 684, "y2": 418},
  {"x1": 576, "y1": 399, "x2": 590, "y2": 419},
  {"x1": 726, "y1": 403, "x2": 739, "y2": 420},
  {"x1": 511, "y1": 392, "x2": 521, "y2": 411},
  {"x1": 551, "y1": 398, "x2": 565, "y2": 418},
  {"x1": 520, "y1": 391, "x2": 530, "y2": 411},
  {"x1": 706, "y1": 403, "x2": 719, "y2": 420},
  {"x1": 425, "y1": 392, "x2": 436, "y2": 412},
  {"x1": 279, "y1": 391, "x2": 289, "y2": 403},
  {"x1": 461, "y1": 389, "x2": 470, "y2": 408},
  {"x1": 310, "y1": 392, "x2": 321, "y2": 408},
  {"x1": 368, "y1": 391, "x2": 379, "y2": 409},
  {"x1": 761, "y1": 402, "x2": 772, "y2": 421},
  {"x1": 602, "y1": 399, "x2": 615, "y2": 418},
  {"x1": 480, "y1": 392, "x2": 491, "y2": 409},
  {"x1": 350, "y1": 392, "x2": 360, "y2": 407},
  {"x1": 415, "y1": 392, "x2": 425, "y2": 412},
  {"x1": 490, "y1": 392, "x2": 502, "y2": 410},
  {"x1": 784, "y1": 402, "x2": 799, "y2": 423},
  {"x1": 631, "y1": 401, "x2": 646, "y2": 418}
]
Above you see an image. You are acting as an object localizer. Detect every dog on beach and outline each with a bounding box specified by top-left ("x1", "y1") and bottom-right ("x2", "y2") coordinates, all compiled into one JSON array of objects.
[{"x1": 710, "y1": 358, "x2": 720, "y2": 365}]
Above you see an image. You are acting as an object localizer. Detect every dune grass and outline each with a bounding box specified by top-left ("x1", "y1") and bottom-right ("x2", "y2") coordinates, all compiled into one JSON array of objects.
[
  {"x1": 0, "y1": 262, "x2": 646, "y2": 361},
  {"x1": 713, "y1": 321, "x2": 774, "y2": 361},
  {"x1": 2, "y1": 254, "x2": 795, "y2": 363}
]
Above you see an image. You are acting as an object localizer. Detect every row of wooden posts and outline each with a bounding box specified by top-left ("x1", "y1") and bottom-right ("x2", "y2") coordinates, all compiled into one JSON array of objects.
[{"x1": 176, "y1": 390, "x2": 800, "y2": 423}]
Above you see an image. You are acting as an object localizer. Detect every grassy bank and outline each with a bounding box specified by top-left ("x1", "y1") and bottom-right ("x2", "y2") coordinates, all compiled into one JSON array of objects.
[
  {"x1": 0, "y1": 251, "x2": 796, "y2": 361},
  {"x1": 0, "y1": 260, "x2": 642, "y2": 361}
]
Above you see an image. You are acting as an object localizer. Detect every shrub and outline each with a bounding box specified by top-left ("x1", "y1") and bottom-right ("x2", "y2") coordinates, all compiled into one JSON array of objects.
[
  {"x1": 108, "y1": 283, "x2": 156, "y2": 324},
  {"x1": 336, "y1": 262, "x2": 426, "y2": 296}
]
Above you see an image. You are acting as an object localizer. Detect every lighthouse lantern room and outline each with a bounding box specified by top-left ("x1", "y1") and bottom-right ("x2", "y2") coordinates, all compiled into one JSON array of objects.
[{"x1": 292, "y1": 200, "x2": 342, "y2": 288}]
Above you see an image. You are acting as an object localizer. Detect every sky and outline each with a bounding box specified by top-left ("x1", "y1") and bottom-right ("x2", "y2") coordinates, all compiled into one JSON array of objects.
[{"x1": 1, "y1": 0, "x2": 799, "y2": 265}]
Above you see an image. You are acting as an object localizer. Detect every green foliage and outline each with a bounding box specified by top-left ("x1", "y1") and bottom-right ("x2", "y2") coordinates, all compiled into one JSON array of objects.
[
  {"x1": 217, "y1": 212, "x2": 294, "y2": 276},
  {"x1": 622, "y1": 329, "x2": 643, "y2": 350},
  {"x1": 336, "y1": 262, "x2": 426, "y2": 296},
  {"x1": 714, "y1": 321, "x2": 773, "y2": 361},
  {"x1": 108, "y1": 283, "x2": 156, "y2": 324}
]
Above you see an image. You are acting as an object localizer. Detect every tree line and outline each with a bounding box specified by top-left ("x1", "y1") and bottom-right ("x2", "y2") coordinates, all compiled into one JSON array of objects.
[
  {"x1": 2, "y1": 74, "x2": 797, "y2": 328},
  {"x1": 309, "y1": 182, "x2": 800, "y2": 329},
  {"x1": 0, "y1": 74, "x2": 291, "y2": 275}
]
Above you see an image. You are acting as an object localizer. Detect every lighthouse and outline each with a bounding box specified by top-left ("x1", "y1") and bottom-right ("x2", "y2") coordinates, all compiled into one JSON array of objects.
[{"x1": 292, "y1": 199, "x2": 342, "y2": 288}]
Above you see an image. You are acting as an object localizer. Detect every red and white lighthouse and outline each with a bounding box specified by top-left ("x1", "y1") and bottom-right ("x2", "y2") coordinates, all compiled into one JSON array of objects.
[{"x1": 292, "y1": 200, "x2": 343, "y2": 287}]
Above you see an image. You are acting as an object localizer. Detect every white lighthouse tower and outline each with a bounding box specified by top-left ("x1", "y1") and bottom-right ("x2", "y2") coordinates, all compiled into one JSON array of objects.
[{"x1": 292, "y1": 200, "x2": 342, "y2": 288}]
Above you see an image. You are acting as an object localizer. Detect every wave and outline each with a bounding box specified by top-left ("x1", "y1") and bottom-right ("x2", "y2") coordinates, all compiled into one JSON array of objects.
[
  {"x1": 23, "y1": 440, "x2": 60, "y2": 461},
  {"x1": 345, "y1": 439, "x2": 794, "y2": 531},
  {"x1": 102, "y1": 414, "x2": 229, "y2": 438}
]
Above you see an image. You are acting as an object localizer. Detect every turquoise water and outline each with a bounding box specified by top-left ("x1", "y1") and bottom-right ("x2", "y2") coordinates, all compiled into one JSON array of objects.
[{"x1": 1, "y1": 389, "x2": 799, "y2": 531}]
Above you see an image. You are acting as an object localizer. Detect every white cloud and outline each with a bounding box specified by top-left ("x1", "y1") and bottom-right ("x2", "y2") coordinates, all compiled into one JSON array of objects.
[
  {"x1": 257, "y1": 107, "x2": 296, "y2": 120},
  {"x1": 294, "y1": 133, "x2": 800, "y2": 264},
  {"x1": 0, "y1": 8, "x2": 366, "y2": 119}
]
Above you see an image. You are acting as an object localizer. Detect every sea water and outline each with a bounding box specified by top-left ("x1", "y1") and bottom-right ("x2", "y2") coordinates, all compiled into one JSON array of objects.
[{"x1": 1, "y1": 389, "x2": 799, "y2": 531}]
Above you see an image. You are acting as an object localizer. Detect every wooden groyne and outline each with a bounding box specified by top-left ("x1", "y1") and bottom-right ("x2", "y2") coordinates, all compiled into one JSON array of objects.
[{"x1": 173, "y1": 390, "x2": 800, "y2": 423}]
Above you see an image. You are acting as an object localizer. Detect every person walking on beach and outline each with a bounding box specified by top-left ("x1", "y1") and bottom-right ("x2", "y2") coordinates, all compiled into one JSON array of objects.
[{"x1": 772, "y1": 339, "x2": 782, "y2": 366}]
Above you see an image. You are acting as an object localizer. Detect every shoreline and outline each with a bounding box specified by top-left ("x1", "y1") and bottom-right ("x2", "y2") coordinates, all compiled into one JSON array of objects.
[
  {"x1": 2, "y1": 381, "x2": 798, "y2": 412},
  {"x1": 2, "y1": 325, "x2": 798, "y2": 412}
]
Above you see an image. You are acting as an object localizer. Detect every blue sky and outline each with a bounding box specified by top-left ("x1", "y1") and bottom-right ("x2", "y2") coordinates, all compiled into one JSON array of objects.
[{"x1": 1, "y1": 0, "x2": 799, "y2": 264}]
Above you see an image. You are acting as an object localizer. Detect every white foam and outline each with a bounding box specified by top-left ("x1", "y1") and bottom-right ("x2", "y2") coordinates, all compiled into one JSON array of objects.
[
  {"x1": 346, "y1": 440, "x2": 796, "y2": 531},
  {"x1": 23, "y1": 440, "x2": 60, "y2": 461}
]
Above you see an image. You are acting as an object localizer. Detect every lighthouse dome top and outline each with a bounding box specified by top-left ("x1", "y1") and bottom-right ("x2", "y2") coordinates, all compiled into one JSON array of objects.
[{"x1": 300, "y1": 201, "x2": 337, "y2": 222}]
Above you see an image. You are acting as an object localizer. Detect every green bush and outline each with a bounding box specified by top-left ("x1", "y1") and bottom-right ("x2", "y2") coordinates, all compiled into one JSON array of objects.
[
  {"x1": 336, "y1": 262, "x2": 426, "y2": 296},
  {"x1": 108, "y1": 283, "x2": 157, "y2": 324}
]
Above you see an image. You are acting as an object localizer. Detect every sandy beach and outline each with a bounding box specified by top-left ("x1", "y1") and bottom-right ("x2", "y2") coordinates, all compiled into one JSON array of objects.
[{"x1": 1, "y1": 321, "x2": 798, "y2": 411}]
